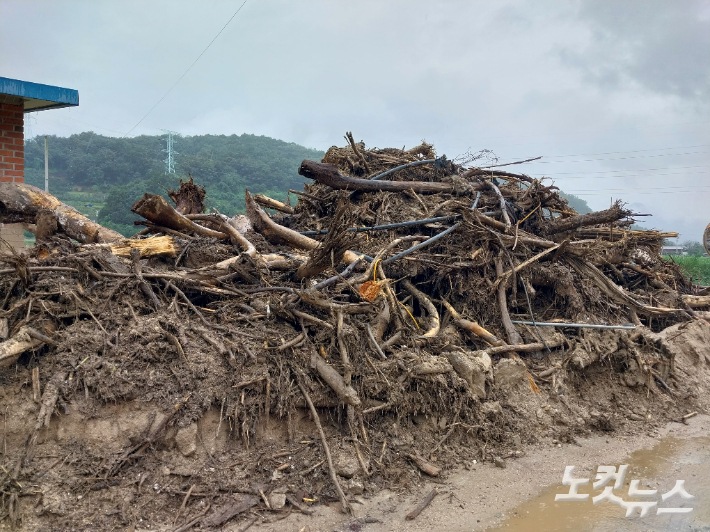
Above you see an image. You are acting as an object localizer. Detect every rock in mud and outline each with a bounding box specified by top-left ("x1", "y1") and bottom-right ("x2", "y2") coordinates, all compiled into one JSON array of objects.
[
  {"x1": 269, "y1": 492, "x2": 287, "y2": 510},
  {"x1": 175, "y1": 423, "x2": 198, "y2": 457},
  {"x1": 444, "y1": 349, "x2": 491, "y2": 399},
  {"x1": 336, "y1": 453, "x2": 360, "y2": 479},
  {"x1": 481, "y1": 401, "x2": 502, "y2": 417},
  {"x1": 494, "y1": 358, "x2": 527, "y2": 389}
]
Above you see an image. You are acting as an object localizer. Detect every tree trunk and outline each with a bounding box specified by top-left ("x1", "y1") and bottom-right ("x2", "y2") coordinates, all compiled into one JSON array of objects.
[
  {"x1": 0, "y1": 182, "x2": 123, "y2": 243},
  {"x1": 298, "y1": 160, "x2": 483, "y2": 194},
  {"x1": 545, "y1": 201, "x2": 632, "y2": 235}
]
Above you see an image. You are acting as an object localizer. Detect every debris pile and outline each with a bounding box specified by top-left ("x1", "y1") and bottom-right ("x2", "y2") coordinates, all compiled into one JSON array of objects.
[{"x1": 1, "y1": 137, "x2": 709, "y2": 530}]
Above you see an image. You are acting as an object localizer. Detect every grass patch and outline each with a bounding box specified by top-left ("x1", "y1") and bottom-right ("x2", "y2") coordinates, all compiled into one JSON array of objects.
[{"x1": 665, "y1": 255, "x2": 710, "y2": 285}]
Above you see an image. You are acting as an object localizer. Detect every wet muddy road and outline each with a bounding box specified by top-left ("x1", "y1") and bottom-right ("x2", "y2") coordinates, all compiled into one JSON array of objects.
[
  {"x1": 255, "y1": 415, "x2": 710, "y2": 532},
  {"x1": 487, "y1": 434, "x2": 710, "y2": 532}
]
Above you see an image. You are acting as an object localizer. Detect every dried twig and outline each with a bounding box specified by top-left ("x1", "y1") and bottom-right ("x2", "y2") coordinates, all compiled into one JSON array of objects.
[
  {"x1": 406, "y1": 489, "x2": 439, "y2": 520},
  {"x1": 296, "y1": 377, "x2": 351, "y2": 514}
]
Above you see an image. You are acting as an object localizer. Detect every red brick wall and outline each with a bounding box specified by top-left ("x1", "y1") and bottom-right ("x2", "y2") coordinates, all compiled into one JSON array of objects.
[{"x1": 0, "y1": 102, "x2": 24, "y2": 184}]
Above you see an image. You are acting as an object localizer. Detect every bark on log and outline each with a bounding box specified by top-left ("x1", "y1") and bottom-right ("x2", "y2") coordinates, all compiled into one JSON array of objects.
[
  {"x1": 0, "y1": 182, "x2": 123, "y2": 243},
  {"x1": 299, "y1": 160, "x2": 483, "y2": 194},
  {"x1": 131, "y1": 194, "x2": 228, "y2": 240},
  {"x1": 545, "y1": 201, "x2": 632, "y2": 235}
]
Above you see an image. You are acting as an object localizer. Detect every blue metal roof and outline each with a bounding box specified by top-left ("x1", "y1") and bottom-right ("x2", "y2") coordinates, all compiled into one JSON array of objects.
[{"x1": 0, "y1": 77, "x2": 79, "y2": 112}]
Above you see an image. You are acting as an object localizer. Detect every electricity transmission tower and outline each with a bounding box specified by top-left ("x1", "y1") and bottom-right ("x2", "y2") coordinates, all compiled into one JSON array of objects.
[{"x1": 162, "y1": 130, "x2": 179, "y2": 174}]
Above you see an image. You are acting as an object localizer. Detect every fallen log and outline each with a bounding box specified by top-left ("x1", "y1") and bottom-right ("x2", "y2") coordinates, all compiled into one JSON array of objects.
[
  {"x1": 106, "y1": 235, "x2": 180, "y2": 258},
  {"x1": 545, "y1": 201, "x2": 632, "y2": 235},
  {"x1": 299, "y1": 160, "x2": 483, "y2": 195},
  {"x1": 405, "y1": 453, "x2": 441, "y2": 476},
  {"x1": 441, "y1": 299, "x2": 506, "y2": 347},
  {"x1": 131, "y1": 194, "x2": 228, "y2": 240},
  {"x1": 185, "y1": 213, "x2": 257, "y2": 257},
  {"x1": 0, "y1": 182, "x2": 123, "y2": 243},
  {"x1": 253, "y1": 194, "x2": 294, "y2": 214},
  {"x1": 682, "y1": 294, "x2": 710, "y2": 308},
  {"x1": 245, "y1": 190, "x2": 361, "y2": 264},
  {"x1": 310, "y1": 351, "x2": 362, "y2": 407},
  {"x1": 0, "y1": 323, "x2": 55, "y2": 368}
]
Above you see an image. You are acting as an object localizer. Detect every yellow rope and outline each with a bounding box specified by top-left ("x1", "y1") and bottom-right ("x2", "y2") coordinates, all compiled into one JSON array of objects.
[
  {"x1": 518, "y1": 203, "x2": 541, "y2": 225},
  {"x1": 398, "y1": 301, "x2": 420, "y2": 330},
  {"x1": 372, "y1": 258, "x2": 382, "y2": 282}
]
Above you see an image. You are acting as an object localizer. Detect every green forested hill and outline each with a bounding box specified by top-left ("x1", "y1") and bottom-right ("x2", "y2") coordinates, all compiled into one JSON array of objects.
[{"x1": 23, "y1": 133, "x2": 324, "y2": 236}]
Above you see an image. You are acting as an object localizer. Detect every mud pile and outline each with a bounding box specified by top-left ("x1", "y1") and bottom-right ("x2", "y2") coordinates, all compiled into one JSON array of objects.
[{"x1": 1, "y1": 138, "x2": 709, "y2": 531}]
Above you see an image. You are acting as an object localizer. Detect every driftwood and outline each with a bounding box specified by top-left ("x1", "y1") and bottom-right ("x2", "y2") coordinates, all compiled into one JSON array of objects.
[
  {"x1": 0, "y1": 182, "x2": 123, "y2": 243},
  {"x1": 246, "y1": 189, "x2": 361, "y2": 264},
  {"x1": 0, "y1": 323, "x2": 55, "y2": 368},
  {"x1": 253, "y1": 194, "x2": 294, "y2": 214},
  {"x1": 546, "y1": 201, "x2": 632, "y2": 235},
  {"x1": 310, "y1": 351, "x2": 361, "y2": 407},
  {"x1": 297, "y1": 378, "x2": 351, "y2": 514},
  {"x1": 106, "y1": 235, "x2": 180, "y2": 258},
  {"x1": 167, "y1": 177, "x2": 206, "y2": 215},
  {"x1": 567, "y1": 256, "x2": 685, "y2": 317},
  {"x1": 402, "y1": 280, "x2": 440, "y2": 338},
  {"x1": 186, "y1": 213, "x2": 257, "y2": 257},
  {"x1": 494, "y1": 256, "x2": 522, "y2": 345},
  {"x1": 682, "y1": 294, "x2": 710, "y2": 308},
  {"x1": 405, "y1": 453, "x2": 441, "y2": 476},
  {"x1": 406, "y1": 489, "x2": 439, "y2": 520},
  {"x1": 299, "y1": 160, "x2": 483, "y2": 194},
  {"x1": 441, "y1": 299, "x2": 505, "y2": 347},
  {"x1": 131, "y1": 194, "x2": 227, "y2": 240},
  {"x1": 484, "y1": 338, "x2": 565, "y2": 356}
]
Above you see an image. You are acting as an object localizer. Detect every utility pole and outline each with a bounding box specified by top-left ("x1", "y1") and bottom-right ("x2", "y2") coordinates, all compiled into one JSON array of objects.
[
  {"x1": 44, "y1": 136, "x2": 49, "y2": 192},
  {"x1": 161, "y1": 130, "x2": 178, "y2": 174}
]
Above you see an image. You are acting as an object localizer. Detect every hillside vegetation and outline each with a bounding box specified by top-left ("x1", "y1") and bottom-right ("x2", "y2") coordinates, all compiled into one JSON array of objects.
[{"x1": 24, "y1": 133, "x2": 324, "y2": 236}]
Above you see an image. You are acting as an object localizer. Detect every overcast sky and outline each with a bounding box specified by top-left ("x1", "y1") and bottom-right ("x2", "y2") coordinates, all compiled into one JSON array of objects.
[{"x1": 1, "y1": 0, "x2": 709, "y2": 240}]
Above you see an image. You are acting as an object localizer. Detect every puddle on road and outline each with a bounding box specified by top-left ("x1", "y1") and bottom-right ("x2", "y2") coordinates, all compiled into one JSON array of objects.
[{"x1": 486, "y1": 435, "x2": 710, "y2": 532}]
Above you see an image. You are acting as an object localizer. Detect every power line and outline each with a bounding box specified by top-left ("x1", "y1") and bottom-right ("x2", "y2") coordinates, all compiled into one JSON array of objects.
[
  {"x1": 527, "y1": 164, "x2": 710, "y2": 176},
  {"x1": 122, "y1": 0, "x2": 249, "y2": 137},
  {"x1": 547, "y1": 170, "x2": 710, "y2": 180},
  {"x1": 572, "y1": 190, "x2": 709, "y2": 196},
  {"x1": 527, "y1": 150, "x2": 709, "y2": 165},
  {"x1": 512, "y1": 143, "x2": 710, "y2": 160},
  {"x1": 567, "y1": 185, "x2": 710, "y2": 193}
]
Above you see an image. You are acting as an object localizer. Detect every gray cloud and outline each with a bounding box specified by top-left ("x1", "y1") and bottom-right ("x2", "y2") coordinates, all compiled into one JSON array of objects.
[{"x1": 560, "y1": 0, "x2": 710, "y2": 102}]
